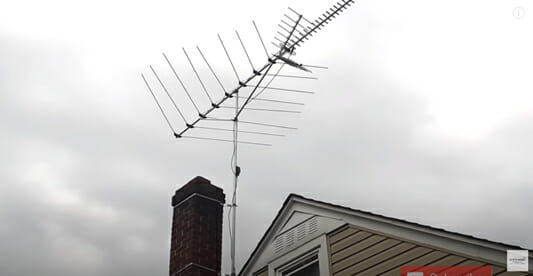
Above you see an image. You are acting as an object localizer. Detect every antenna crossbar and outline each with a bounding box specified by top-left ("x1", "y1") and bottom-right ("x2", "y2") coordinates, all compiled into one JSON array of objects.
[
  {"x1": 284, "y1": 0, "x2": 355, "y2": 51},
  {"x1": 141, "y1": 3, "x2": 357, "y2": 276},
  {"x1": 175, "y1": 59, "x2": 278, "y2": 137}
]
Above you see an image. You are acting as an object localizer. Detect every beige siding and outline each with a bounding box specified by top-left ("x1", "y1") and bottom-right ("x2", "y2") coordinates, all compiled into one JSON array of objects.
[
  {"x1": 253, "y1": 266, "x2": 268, "y2": 276},
  {"x1": 327, "y1": 225, "x2": 528, "y2": 276}
]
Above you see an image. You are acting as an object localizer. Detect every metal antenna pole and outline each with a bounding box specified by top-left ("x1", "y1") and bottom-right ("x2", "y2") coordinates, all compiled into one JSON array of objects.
[
  {"x1": 231, "y1": 89, "x2": 239, "y2": 276},
  {"x1": 140, "y1": 2, "x2": 356, "y2": 276}
]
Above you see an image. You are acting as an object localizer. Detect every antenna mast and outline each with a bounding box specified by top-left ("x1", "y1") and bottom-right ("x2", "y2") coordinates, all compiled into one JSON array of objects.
[
  {"x1": 231, "y1": 77, "x2": 239, "y2": 276},
  {"x1": 141, "y1": 1, "x2": 356, "y2": 275}
]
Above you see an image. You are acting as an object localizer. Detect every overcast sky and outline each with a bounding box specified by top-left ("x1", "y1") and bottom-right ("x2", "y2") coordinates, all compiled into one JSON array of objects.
[{"x1": 1, "y1": 0, "x2": 532, "y2": 275}]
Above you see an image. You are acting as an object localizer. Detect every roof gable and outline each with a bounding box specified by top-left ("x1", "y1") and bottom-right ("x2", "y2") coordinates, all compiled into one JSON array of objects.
[{"x1": 240, "y1": 194, "x2": 532, "y2": 275}]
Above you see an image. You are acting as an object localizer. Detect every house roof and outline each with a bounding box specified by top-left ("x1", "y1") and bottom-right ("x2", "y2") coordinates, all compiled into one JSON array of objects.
[{"x1": 239, "y1": 193, "x2": 531, "y2": 275}]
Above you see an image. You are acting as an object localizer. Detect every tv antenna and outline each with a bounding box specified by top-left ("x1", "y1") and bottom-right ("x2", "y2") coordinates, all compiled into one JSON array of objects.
[{"x1": 141, "y1": 0, "x2": 355, "y2": 275}]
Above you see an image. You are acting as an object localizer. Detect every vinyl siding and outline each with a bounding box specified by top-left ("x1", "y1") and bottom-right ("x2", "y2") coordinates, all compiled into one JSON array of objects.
[
  {"x1": 253, "y1": 266, "x2": 268, "y2": 276},
  {"x1": 327, "y1": 225, "x2": 530, "y2": 276}
]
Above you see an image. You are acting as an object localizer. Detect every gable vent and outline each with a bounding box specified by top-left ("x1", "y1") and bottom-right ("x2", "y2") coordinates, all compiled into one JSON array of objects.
[
  {"x1": 308, "y1": 217, "x2": 318, "y2": 234},
  {"x1": 286, "y1": 229, "x2": 296, "y2": 247},
  {"x1": 296, "y1": 223, "x2": 306, "y2": 241},
  {"x1": 273, "y1": 216, "x2": 320, "y2": 254},
  {"x1": 274, "y1": 235, "x2": 284, "y2": 253}
]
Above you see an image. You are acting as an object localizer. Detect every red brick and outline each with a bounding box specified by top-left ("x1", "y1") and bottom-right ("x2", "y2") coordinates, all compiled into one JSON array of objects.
[{"x1": 169, "y1": 176, "x2": 225, "y2": 276}]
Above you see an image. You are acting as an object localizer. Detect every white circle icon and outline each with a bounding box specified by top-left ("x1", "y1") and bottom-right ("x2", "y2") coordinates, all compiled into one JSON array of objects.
[{"x1": 513, "y1": 7, "x2": 525, "y2": 19}]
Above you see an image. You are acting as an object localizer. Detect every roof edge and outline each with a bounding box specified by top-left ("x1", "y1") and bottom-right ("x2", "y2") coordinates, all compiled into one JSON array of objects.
[
  {"x1": 291, "y1": 194, "x2": 531, "y2": 251},
  {"x1": 238, "y1": 194, "x2": 300, "y2": 276},
  {"x1": 239, "y1": 193, "x2": 531, "y2": 275}
]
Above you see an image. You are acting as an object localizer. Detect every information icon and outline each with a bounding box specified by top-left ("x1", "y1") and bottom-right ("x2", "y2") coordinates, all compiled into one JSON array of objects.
[{"x1": 514, "y1": 7, "x2": 525, "y2": 19}]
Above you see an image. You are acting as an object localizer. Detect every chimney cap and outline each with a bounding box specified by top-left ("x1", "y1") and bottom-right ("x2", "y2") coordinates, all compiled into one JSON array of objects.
[{"x1": 172, "y1": 176, "x2": 226, "y2": 206}]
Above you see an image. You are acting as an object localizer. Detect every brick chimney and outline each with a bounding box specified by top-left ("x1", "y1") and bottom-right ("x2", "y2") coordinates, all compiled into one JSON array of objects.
[{"x1": 169, "y1": 176, "x2": 225, "y2": 276}]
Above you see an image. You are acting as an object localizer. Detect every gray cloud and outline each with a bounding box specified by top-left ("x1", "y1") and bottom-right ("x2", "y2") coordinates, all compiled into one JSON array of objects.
[{"x1": 1, "y1": 4, "x2": 533, "y2": 276}]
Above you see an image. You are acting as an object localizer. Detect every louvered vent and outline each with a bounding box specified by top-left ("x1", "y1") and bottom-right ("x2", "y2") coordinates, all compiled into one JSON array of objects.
[
  {"x1": 296, "y1": 223, "x2": 306, "y2": 241},
  {"x1": 309, "y1": 217, "x2": 318, "y2": 234},
  {"x1": 273, "y1": 216, "x2": 320, "y2": 254},
  {"x1": 274, "y1": 235, "x2": 284, "y2": 253},
  {"x1": 286, "y1": 229, "x2": 295, "y2": 247}
]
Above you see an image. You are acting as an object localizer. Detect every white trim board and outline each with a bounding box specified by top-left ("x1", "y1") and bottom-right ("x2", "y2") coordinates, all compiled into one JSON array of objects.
[{"x1": 240, "y1": 194, "x2": 533, "y2": 275}]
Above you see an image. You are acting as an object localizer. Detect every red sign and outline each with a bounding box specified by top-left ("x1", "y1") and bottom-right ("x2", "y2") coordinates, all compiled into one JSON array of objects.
[{"x1": 400, "y1": 266, "x2": 492, "y2": 276}]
